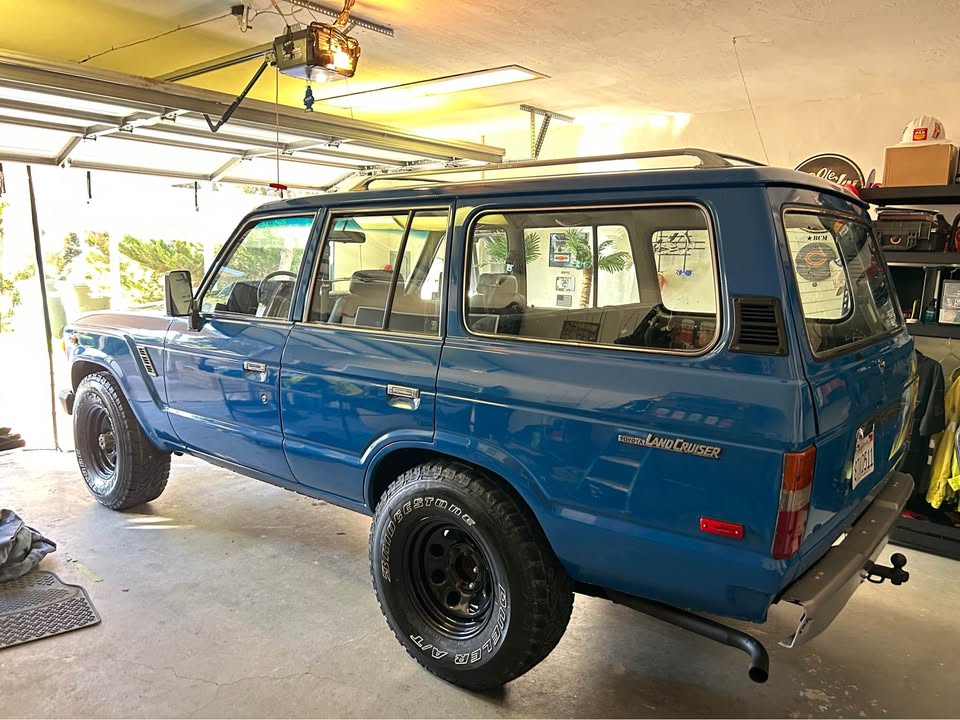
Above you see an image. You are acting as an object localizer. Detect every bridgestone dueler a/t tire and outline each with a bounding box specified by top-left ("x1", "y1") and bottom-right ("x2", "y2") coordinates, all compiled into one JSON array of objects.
[
  {"x1": 369, "y1": 460, "x2": 574, "y2": 690},
  {"x1": 73, "y1": 371, "x2": 170, "y2": 510}
]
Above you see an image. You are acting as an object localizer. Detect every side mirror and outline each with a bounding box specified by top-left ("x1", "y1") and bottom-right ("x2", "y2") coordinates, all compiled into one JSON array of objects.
[{"x1": 164, "y1": 271, "x2": 201, "y2": 329}]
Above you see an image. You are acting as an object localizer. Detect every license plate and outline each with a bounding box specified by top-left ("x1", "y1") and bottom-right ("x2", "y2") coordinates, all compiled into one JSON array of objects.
[{"x1": 852, "y1": 426, "x2": 875, "y2": 489}]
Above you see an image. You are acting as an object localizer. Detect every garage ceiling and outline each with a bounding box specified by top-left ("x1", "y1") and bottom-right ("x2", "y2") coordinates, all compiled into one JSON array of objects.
[{"x1": 1, "y1": 0, "x2": 959, "y2": 142}]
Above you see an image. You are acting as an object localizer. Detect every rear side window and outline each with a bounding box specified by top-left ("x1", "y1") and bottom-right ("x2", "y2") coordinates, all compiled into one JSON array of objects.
[
  {"x1": 466, "y1": 204, "x2": 719, "y2": 353},
  {"x1": 785, "y1": 210, "x2": 902, "y2": 356},
  {"x1": 653, "y1": 229, "x2": 716, "y2": 314}
]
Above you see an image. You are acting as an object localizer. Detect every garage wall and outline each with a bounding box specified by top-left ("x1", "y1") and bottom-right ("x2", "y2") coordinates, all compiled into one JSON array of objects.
[
  {"x1": 451, "y1": 78, "x2": 960, "y2": 179},
  {"x1": 428, "y1": 88, "x2": 960, "y2": 379}
]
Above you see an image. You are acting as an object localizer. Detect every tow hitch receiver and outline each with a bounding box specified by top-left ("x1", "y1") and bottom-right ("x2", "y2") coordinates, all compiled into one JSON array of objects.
[{"x1": 864, "y1": 552, "x2": 909, "y2": 585}]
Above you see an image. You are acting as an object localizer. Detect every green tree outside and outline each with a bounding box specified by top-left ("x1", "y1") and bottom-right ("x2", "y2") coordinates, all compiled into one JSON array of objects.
[
  {"x1": 119, "y1": 236, "x2": 206, "y2": 305},
  {"x1": 47, "y1": 232, "x2": 83, "y2": 279},
  {"x1": 0, "y1": 202, "x2": 38, "y2": 331}
]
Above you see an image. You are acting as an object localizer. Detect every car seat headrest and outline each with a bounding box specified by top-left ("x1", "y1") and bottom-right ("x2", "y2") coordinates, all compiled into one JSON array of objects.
[{"x1": 349, "y1": 269, "x2": 402, "y2": 295}]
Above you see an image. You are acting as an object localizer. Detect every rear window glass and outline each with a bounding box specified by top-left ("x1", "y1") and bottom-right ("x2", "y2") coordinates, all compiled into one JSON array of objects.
[{"x1": 784, "y1": 211, "x2": 901, "y2": 355}]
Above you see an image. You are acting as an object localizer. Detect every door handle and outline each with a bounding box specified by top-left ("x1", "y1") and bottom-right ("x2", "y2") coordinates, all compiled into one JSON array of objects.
[
  {"x1": 387, "y1": 384, "x2": 421, "y2": 410},
  {"x1": 242, "y1": 360, "x2": 268, "y2": 379}
]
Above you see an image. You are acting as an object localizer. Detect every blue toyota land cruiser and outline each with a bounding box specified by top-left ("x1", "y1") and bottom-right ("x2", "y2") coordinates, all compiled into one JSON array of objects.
[{"x1": 60, "y1": 149, "x2": 916, "y2": 689}]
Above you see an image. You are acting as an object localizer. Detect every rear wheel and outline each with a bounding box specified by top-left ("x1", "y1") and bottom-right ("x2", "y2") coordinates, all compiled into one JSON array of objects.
[
  {"x1": 369, "y1": 460, "x2": 573, "y2": 690},
  {"x1": 73, "y1": 371, "x2": 170, "y2": 510}
]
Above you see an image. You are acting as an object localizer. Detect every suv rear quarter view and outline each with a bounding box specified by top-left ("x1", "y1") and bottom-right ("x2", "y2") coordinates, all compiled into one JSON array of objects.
[{"x1": 60, "y1": 149, "x2": 917, "y2": 690}]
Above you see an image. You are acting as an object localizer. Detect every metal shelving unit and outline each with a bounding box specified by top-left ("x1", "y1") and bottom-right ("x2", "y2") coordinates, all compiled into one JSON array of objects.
[
  {"x1": 906, "y1": 323, "x2": 960, "y2": 339},
  {"x1": 890, "y1": 517, "x2": 960, "y2": 561},
  {"x1": 868, "y1": 185, "x2": 960, "y2": 560},
  {"x1": 885, "y1": 251, "x2": 960, "y2": 268},
  {"x1": 861, "y1": 185, "x2": 960, "y2": 206}
]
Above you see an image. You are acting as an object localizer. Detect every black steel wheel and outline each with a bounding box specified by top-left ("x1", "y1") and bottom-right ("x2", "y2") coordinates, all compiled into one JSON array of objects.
[
  {"x1": 77, "y1": 401, "x2": 117, "y2": 488},
  {"x1": 370, "y1": 460, "x2": 574, "y2": 690},
  {"x1": 73, "y1": 371, "x2": 170, "y2": 510},
  {"x1": 408, "y1": 521, "x2": 495, "y2": 640}
]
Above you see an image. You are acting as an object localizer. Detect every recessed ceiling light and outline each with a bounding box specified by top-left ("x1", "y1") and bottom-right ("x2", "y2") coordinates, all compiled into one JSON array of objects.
[{"x1": 319, "y1": 65, "x2": 547, "y2": 109}]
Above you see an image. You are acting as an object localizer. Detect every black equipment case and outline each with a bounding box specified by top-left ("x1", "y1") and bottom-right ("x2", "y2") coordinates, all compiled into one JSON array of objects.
[{"x1": 877, "y1": 209, "x2": 952, "y2": 251}]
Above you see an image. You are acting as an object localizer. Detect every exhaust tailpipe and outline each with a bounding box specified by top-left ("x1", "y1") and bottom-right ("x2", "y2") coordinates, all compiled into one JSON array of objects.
[{"x1": 605, "y1": 589, "x2": 770, "y2": 683}]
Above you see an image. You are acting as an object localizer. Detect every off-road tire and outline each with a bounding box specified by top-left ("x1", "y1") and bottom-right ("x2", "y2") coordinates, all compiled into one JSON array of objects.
[
  {"x1": 369, "y1": 460, "x2": 574, "y2": 690},
  {"x1": 73, "y1": 371, "x2": 170, "y2": 510}
]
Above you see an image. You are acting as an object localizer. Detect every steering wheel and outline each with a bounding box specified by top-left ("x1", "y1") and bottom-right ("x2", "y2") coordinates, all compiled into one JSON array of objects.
[
  {"x1": 616, "y1": 304, "x2": 665, "y2": 346},
  {"x1": 257, "y1": 270, "x2": 297, "y2": 306}
]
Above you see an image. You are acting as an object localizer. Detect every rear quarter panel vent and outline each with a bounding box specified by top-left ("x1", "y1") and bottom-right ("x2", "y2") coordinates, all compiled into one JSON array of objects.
[{"x1": 731, "y1": 297, "x2": 788, "y2": 355}]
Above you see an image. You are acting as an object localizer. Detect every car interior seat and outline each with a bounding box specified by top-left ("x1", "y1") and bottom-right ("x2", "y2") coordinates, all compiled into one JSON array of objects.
[
  {"x1": 469, "y1": 273, "x2": 525, "y2": 312},
  {"x1": 329, "y1": 269, "x2": 403, "y2": 325}
]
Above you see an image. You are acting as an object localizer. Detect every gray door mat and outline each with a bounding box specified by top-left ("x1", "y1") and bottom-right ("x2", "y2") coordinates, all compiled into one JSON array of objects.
[{"x1": 0, "y1": 570, "x2": 100, "y2": 649}]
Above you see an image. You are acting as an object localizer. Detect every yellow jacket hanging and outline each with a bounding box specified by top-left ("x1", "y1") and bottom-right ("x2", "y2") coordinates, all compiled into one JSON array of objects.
[{"x1": 927, "y1": 375, "x2": 960, "y2": 509}]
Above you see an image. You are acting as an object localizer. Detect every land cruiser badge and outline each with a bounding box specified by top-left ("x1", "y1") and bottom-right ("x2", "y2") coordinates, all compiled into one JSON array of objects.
[{"x1": 618, "y1": 433, "x2": 722, "y2": 459}]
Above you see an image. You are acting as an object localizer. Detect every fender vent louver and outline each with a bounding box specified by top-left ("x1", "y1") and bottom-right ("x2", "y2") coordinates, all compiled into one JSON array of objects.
[
  {"x1": 136, "y1": 345, "x2": 158, "y2": 377},
  {"x1": 731, "y1": 297, "x2": 787, "y2": 355}
]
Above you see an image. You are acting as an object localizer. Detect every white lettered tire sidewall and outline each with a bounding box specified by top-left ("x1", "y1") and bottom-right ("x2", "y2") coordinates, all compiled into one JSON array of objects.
[
  {"x1": 74, "y1": 376, "x2": 129, "y2": 502},
  {"x1": 372, "y1": 483, "x2": 522, "y2": 679}
]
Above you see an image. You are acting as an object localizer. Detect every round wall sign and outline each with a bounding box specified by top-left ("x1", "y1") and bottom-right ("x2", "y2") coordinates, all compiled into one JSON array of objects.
[{"x1": 795, "y1": 154, "x2": 865, "y2": 188}]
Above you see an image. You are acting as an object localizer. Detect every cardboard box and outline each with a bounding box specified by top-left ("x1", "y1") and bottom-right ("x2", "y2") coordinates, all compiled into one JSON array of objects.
[{"x1": 883, "y1": 142, "x2": 958, "y2": 186}]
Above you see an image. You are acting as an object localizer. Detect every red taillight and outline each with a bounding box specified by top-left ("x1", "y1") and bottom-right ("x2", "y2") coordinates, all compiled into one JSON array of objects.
[
  {"x1": 700, "y1": 517, "x2": 744, "y2": 539},
  {"x1": 772, "y1": 446, "x2": 816, "y2": 559}
]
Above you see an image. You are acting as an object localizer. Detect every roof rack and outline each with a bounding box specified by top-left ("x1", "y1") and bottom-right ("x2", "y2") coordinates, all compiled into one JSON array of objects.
[{"x1": 355, "y1": 148, "x2": 764, "y2": 190}]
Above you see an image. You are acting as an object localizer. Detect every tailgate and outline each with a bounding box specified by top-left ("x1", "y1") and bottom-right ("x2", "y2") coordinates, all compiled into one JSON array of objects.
[{"x1": 780, "y1": 208, "x2": 917, "y2": 557}]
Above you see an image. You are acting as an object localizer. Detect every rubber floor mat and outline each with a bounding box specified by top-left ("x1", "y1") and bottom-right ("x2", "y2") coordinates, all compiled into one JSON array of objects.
[{"x1": 0, "y1": 571, "x2": 100, "y2": 649}]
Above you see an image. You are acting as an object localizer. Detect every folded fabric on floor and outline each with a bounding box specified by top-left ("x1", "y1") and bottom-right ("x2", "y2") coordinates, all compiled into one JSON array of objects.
[{"x1": 0, "y1": 509, "x2": 56, "y2": 582}]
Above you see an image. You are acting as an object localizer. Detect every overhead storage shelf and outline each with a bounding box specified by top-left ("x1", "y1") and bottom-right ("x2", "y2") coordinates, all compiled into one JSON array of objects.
[
  {"x1": 860, "y1": 185, "x2": 960, "y2": 206},
  {"x1": 906, "y1": 323, "x2": 960, "y2": 339},
  {"x1": 884, "y1": 251, "x2": 960, "y2": 268}
]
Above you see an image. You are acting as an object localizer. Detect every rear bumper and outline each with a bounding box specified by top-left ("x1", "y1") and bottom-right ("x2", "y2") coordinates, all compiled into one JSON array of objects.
[{"x1": 778, "y1": 470, "x2": 913, "y2": 648}]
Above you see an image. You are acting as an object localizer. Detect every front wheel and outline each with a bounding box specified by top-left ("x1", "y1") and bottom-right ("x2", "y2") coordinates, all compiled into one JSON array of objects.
[
  {"x1": 369, "y1": 460, "x2": 573, "y2": 690},
  {"x1": 73, "y1": 371, "x2": 170, "y2": 510}
]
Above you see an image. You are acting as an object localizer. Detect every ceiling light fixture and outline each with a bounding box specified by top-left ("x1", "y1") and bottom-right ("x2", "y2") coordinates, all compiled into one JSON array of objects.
[{"x1": 319, "y1": 65, "x2": 547, "y2": 108}]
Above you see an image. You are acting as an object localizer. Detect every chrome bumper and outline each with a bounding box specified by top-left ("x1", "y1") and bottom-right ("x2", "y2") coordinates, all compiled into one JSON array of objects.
[{"x1": 779, "y1": 471, "x2": 914, "y2": 648}]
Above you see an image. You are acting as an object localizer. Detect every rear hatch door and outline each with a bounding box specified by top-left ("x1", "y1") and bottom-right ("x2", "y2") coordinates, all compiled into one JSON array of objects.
[{"x1": 780, "y1": 204, "x2": 916, "y2": 558}]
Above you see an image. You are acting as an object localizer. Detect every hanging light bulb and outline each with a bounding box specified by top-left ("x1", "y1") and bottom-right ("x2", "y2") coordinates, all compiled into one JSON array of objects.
[{"x1": 310, "y1": 22, "x2": 361, "y2": 78}]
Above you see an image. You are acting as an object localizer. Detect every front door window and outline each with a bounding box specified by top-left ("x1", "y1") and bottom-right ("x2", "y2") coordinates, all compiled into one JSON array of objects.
[{"x1": 201, "y1": 216, "x2": 315, "y2": 320}]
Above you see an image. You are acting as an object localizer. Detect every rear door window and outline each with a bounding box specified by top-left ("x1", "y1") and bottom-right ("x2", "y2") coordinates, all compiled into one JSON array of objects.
[
  {"x1": 308, "y1": 208, "x2": 448, "y2": 334},
  {"x1": 784, "y1": 210, "x2": 902, "y2": 356}
]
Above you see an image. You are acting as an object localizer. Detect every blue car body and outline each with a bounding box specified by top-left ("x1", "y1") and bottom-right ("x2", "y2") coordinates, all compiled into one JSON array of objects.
[{"x1": 64, "y1": 164, "x2": 916, "y2": 628}]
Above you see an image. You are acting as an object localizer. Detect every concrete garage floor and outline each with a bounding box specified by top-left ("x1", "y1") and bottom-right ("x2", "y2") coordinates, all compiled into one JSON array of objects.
[{"x1": 0, "y1": 450, "x2": 955, "y2": 719}]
